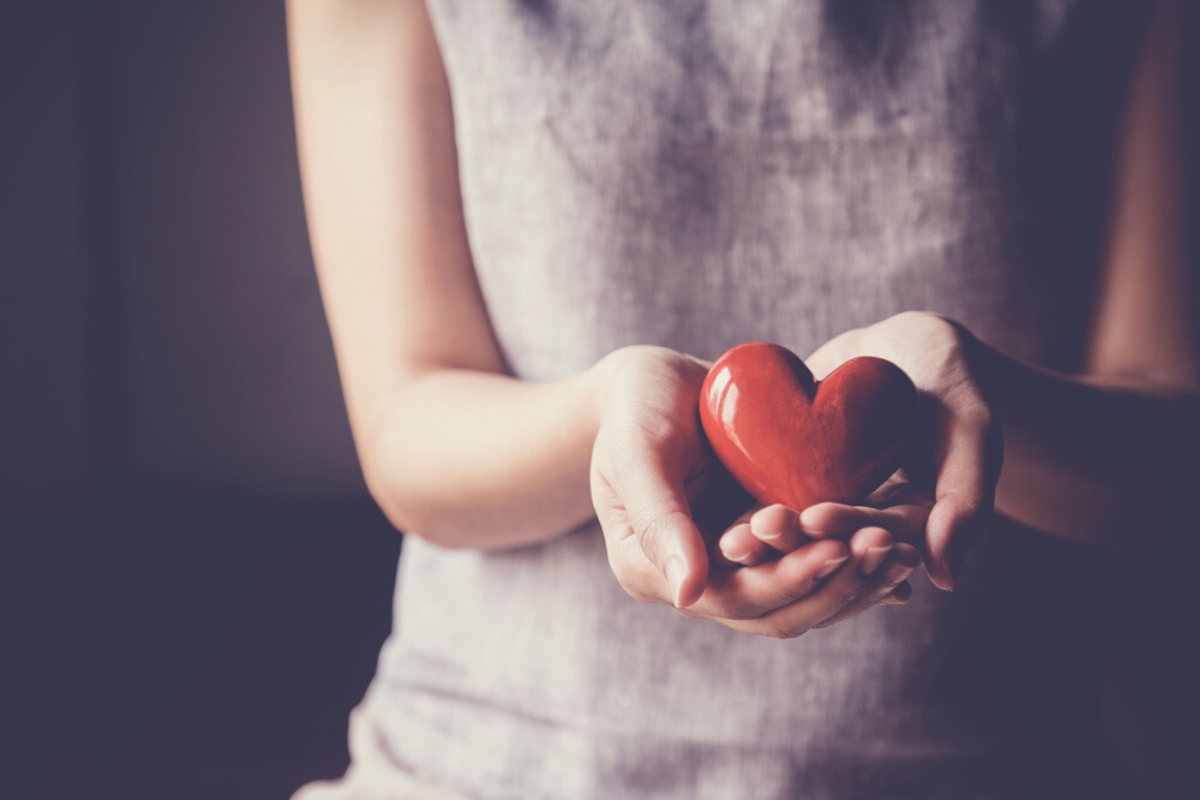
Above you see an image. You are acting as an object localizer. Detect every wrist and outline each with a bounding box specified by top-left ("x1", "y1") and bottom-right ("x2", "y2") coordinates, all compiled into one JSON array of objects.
[
  {"x1": 587, "y1": 345, "x2": 711, "y2": 421},
  {"x1": 585, "y1": 347, "x2": 633, "y2": 431}
]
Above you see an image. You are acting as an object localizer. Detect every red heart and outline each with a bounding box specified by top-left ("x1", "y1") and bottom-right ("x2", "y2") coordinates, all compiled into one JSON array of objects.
[{"x1": 699, "y1": 342, "x2": 918, "y2": 512}]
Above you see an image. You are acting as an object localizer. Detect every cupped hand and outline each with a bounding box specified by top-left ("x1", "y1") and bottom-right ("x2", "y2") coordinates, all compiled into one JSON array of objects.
[
  {"x1": 785, "y1": 312, "x2": 1004, "y2": 591},
  {"x1": 718, "y1": 486, "x2": 930, "y2": 569},
  {"x1": 718, "y1": 491, "x2": 931, "y2": 616},
  {"x1": 590, "y1": 345, "x2": 923, "y2": 638}
]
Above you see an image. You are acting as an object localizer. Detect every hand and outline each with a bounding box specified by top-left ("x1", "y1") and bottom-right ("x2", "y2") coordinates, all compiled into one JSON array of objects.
[
  {"x1": 718, "y1": 492, "x2": 929, "y2": 617},
  {"x1": 590, "y1": 346, "x2": 924, "y2": 638},
  {"x1": 792, "y1": 312, "x2": 1004, "y2": 590}
]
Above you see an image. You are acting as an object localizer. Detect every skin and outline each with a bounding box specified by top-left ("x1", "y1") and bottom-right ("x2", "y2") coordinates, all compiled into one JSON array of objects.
[
  {"x1": 721, "y1": 0, "x2": 1199, "y2": 587},
  {"x1": 287, "y1": 0, "x2": 1197, "y2": 639}
]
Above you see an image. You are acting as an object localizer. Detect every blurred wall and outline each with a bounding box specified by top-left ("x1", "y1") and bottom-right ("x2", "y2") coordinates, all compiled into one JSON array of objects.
[
  {"x1": 2, "y1": 4, "x2": 395, "y2": 798},
  {"x1": 1, "y1": 0, "x2": 364, "y2": 507},
  {"x1": 4, "y1": 2, "x2": 1200, "y2": 798},
  {"x1": 112, "y1": 1, "x2": 362, "y2": 497},
  {"x1": 0, "y1": 1, "x2": 93, "y2": 507}
]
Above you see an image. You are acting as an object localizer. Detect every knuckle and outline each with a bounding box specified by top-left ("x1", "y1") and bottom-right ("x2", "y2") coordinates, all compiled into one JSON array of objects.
[
  {"x1": 638, "y1": 510, "x2": 689, "y2": 551},
  {"x1": 619, "y1": 580, "x2": 657, "y2": 605},
  {"x1": 944, "y1": 495, "x2": 986, "y2": 525},
  {"x1": 957, "y1": 402, "x2": 994, "y2": 432},
  {"x1": 779, "y1": 579, "x2": 822, "y2": 607},
  {"x1": 825, "y1": 584, "x2": 862, "y2": 611},
  {"x1": 609, "y1": 554, "x2": 661, "y2": 604},
  {"x1": 819, "y1": 598, "x2": 869, "y2": 627},
  {"x1": 593, "y1": 497, "x2": 627, "y2": 534},
  {"x1": 719, "y1": 596, "x2": 761, "y2": 621},
  {"x1": 758, "y1": 620, "x2": 804, "y2": 640}
]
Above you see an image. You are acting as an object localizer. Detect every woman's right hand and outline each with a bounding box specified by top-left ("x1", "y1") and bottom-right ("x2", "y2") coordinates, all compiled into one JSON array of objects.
[{"x1": 590, "y1": 346, "x2": 922, "y2": 638}]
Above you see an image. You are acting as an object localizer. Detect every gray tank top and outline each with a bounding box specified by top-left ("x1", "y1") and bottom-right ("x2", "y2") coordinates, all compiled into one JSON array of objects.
[{"x1": 353, "y1": 2, "x2": 1138, "y2": 797}]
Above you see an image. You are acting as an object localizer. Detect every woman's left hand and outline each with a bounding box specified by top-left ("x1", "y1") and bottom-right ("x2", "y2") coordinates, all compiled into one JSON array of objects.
[{"x1": 719, "y1": 312, "x2": 1004, "y2": 591}]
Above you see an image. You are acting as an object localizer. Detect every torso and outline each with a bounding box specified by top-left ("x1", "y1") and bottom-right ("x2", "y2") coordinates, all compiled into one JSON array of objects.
[{"x1": 356, "y1": 2, "x2": 1140, "y2": 797}]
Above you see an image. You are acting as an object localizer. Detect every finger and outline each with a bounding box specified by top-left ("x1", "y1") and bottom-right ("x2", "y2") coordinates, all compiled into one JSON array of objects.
[
  {"x1": 721, "y1": 504, "x2": 811, "y2": 566},
  {"x1": 610, "y1": 441, "x2": 710, "y2": 608},
  {"x1": 798, "y1": 502, "x2": 927, "y2": 546},
  {"x1": 748, "y1": 504, "x2": 810, "y2": 553},
  {"x1": 688, "y1": 537, "x2": 852, "y2": 620},
  {"x1": 926, "y1": 408, "x2": 1002, "y2": 591},
  {"x1": 718, "y1": 522, "x2": 774, "y2": 567},
  {"x1": 817, "y1": 544, "x2": 922, "y2": 626},
  {"x1": 593, "y1": 464, "x2": 685, "y2": 604},
  {"x1": 864, "y1": 468, "x2": 914, "y2": 506},
  {"x1": 880, "y1": 580, "x2": 913, "y2": 605},
  {"x1": 717, "y1": 527, "x2": 896, "y2": 637},
  {"x1": 713, "y1": 506, "x2": 766, "y2": 568}
]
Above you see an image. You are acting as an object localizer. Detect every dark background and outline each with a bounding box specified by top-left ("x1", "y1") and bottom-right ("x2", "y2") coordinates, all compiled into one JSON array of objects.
[
  {"x1": 4, "y1": 2, "x2": 1200, "y2": 799},
  {"x1": 4, "y1": 2, "x2": 399, "y2": 798}
]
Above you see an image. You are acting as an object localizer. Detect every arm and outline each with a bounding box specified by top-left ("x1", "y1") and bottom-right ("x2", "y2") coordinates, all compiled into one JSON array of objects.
[
  {"x1": 988, "y1": 0, "x2": 1199, "y2": 553},
  {"x1": 724, "y1": 0, "x2": 1197, "y2": 586},
  {"x1": 947, "y1": 0, "x2": 1198, "y2": 555},
  {"x1": 288, "y1": 0, "x2": 602, "y2": 548},
  {"x1": 776, "y1": 0, "x2": 1197, "y2": 587},
  {"x1": 287, "y1": 0, "x2": 917, "y2": 635}
]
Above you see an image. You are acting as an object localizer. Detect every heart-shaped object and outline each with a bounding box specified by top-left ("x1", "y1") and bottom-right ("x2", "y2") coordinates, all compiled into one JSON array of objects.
[{"x1": 699, "y1": 342, "x2": 918, "y2": 512}]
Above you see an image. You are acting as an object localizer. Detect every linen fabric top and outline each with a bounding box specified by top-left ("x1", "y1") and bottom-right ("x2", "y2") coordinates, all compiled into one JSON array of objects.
[{"x1": 300, "y1": 1, "x2": 1141, "y2": 798}]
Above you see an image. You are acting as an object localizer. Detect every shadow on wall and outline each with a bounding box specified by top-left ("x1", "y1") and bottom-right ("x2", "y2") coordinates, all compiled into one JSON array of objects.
[{"x1": 2, "y1": 2, "x2": 398, "y2": 798}]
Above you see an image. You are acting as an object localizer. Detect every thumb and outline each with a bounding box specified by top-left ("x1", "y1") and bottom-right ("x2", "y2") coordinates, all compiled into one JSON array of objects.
[
  {"x1": 926, "y1": 407, "x2": 1002, "y2": 591},
  {"x1": 615, "y1": 445, "x2": 710, "y2": 608}
]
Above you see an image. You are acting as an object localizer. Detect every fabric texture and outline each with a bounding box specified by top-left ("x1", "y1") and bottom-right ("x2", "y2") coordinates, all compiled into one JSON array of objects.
[{"x1": 297, "y1": 1, "x2": 1140, "y2": 798}]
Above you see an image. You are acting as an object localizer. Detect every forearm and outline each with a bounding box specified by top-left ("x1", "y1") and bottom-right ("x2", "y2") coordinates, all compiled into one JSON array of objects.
[
  {"x1": 969, "y1": 335, "x2": 1199, "y2": 554},
  {"x1": 361, "y1": 360, "x2": 615, "y2": 550}
]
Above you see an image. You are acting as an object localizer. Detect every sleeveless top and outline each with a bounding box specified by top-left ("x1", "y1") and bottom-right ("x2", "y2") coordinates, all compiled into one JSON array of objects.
[{"x1": 307, "y1": 2, "x2": 1143, "y2": 798}]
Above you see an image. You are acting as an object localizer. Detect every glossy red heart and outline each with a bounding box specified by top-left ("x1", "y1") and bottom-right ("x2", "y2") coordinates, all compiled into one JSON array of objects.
[{"x1": 699, "y1": 342, "x2": 918, "y2": 512}]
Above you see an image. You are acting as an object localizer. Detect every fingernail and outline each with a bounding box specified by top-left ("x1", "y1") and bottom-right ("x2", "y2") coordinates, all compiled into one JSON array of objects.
[
  {"x1": 721, "y1": 546, "x2": 753, "y2": 563},
  {"x1": 885, "y1": 560, "x2": 914, "y2": 583},
  {"x1": 930, "y1": 556, "x2": 955, "y2": 592},
  {"x1": 720, "y1": 546, "x2": 758, "y2": 566},
  {"x1": 814, "y1": 556, "x2": 849, "y2": 581},
  {"x1": 799, "y1": 516, "x2": 827, "y2": 537},
  {"x1": 666, "y1": 557, "x2": 688, "y2": 608},
  {"x1": 859, "y1": 545, "x2": 892, "y2": 577}
]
